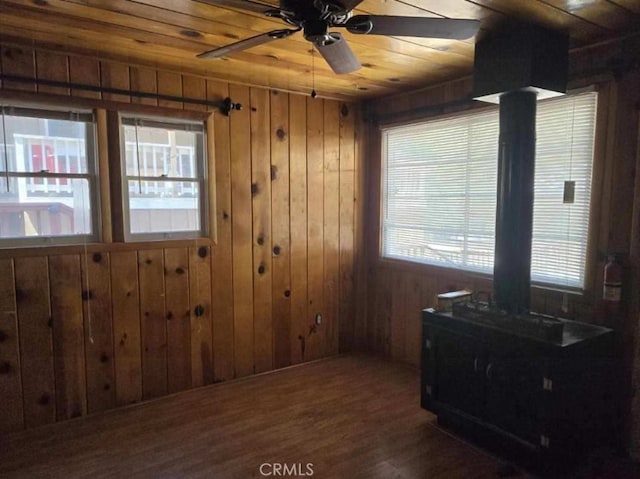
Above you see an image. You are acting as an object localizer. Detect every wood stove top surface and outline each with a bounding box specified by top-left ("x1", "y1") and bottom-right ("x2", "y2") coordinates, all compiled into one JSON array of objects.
[{"x1": 424, "y1": 307, "x2": 613, "y2": 348}]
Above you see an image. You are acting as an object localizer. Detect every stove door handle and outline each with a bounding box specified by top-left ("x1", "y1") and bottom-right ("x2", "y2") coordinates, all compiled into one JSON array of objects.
[
  {"x1": 485, "y1": 362, "x2": 493, "y2": 380},
  {"x1": 473, "y1": 357, "x2": 479, "y2": 373}
]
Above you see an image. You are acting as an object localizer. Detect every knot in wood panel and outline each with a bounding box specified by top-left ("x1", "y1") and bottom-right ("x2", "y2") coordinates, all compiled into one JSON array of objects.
[
  {"x1": 0, "y1": 361, "x2": 11, "y2": 375},
  {"x1": 92, "y1": 253, "x2": 102, "y2": 263},
  {"x1": 198, "y1": 246, "x2": 208, "y2": 258},
  {"x1": 181, "y1": 30, "x2": 201, "y2": 38},
  {"x1": 81, "y1": 290, "x2": 94, "y2": 301}
]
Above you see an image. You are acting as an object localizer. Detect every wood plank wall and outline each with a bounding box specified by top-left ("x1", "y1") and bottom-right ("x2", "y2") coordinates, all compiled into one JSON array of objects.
[
  {"x1": 0, "y1": 43, "x2": 362, "y2": 433},
  {"x1": 361, "y1": 40, "x2": 640, "y2": 369}
]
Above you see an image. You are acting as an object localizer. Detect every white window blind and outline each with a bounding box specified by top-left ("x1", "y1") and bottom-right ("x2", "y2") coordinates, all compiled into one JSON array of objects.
[
  {"x1": 120, "y1": 116, "x2": 207, "y2": 241},
  {"x1": 381, "y1": 91, "x2": 597, "y2": 289}
]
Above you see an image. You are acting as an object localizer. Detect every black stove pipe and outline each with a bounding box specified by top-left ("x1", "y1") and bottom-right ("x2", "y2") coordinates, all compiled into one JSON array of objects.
[{"x1": 493, "y1": 90, "x2": 537, "y2": 314}]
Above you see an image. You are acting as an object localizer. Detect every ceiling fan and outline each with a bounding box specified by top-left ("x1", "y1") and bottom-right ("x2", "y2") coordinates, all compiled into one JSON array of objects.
[{"x1": 195, "y1": 0, "x2": 480, "y2": 74}]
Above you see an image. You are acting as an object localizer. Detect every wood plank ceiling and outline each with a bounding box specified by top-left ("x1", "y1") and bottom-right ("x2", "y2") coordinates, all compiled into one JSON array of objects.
[{"x1": 0, "y1": 0, "x2": 639, "y2": 100}]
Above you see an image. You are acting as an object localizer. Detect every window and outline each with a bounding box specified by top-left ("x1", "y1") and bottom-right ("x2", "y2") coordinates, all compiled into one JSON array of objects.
[
  {"x1": 0, "y1": 106, "x2": 98, "y2": 246},
  {"x1": 121, "y1": 116, "x2": 206, "y2": 240},
  {"x1": 381, "y1": 91, "x2": 598, "y2": 289}
]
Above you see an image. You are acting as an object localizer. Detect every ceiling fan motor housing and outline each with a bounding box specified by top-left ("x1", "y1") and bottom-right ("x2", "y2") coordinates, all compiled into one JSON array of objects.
[{"x1": 304, "y1": 19, "x2": 331, "y2": 43}]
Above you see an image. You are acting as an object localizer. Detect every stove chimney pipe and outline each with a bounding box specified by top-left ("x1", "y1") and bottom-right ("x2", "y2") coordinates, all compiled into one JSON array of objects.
[
  {"x1": 494, "y1": 91, "x2": 537, "y2": 313},
  {"x1": 473, "y1": 25, "x2": 569, "y2": 315}
]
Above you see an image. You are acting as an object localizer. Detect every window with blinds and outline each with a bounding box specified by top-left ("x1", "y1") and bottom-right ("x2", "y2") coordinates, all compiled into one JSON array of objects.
[
  {"x1": 0, "y1": 106, "x2": 98, "y2": 247},
  {"x1": 381, "y1": 91, "x2": 598, "y2": 289},
  {"x1": 120, "y1": 116, "x2": 207, "y2": 241}
]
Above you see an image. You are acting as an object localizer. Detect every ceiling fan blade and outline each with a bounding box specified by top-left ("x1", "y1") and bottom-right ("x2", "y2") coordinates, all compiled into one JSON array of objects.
[
  {"x1": 314, "y1": 34, "x2": 361, "y2": 75},
  {"x1": 197, "y1": 29, "x2": 297, "y2": 59},
  {"x1": 346, "y1": 15, "x2": 480, "y2": 40},
  {"x1": 196, "y1": 0, "x2": 276, "y2": 14}
]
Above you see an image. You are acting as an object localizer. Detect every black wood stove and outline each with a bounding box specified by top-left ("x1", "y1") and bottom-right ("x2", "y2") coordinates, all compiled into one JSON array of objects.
[{"x1": 420, "y1": 25, "x2": 615, "y2": 473}]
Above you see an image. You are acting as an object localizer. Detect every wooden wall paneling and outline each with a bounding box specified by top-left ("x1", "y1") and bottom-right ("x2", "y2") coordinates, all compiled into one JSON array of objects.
[
  {"x1": 404, "y1": 272, "x2": 423, "y2": 367},
  {"x1": 49, "y1": 254, "x2": 87, "y2": 420},
  {"x1": 289, "y1": 94, "x2": 308, "y2": 365},
  {"x1": 0, "y1": 44, "x2": 35, "y2": 91},
  {"x1": 96, "y1": 109, "x2": 113, "y2": 243},
  {"x1": 355, "y1": 106, "x2": 368, "y2": 350},
  {"x1": 582, "y1": 82, "x2": 611, "y2": 298},
  {"x1": 592, "y1": 81, "x2": 618, "y2": 325},
  {"x1": 306, "y1": 96, "x2": 324, "y2": 362},
  {"x1": 68, "y1": 55, "x2": 101, "y2": 99},
  {"x1": 421, "y1": 276, "x2": 438, "y2": 311},
  {"x1": 362, "y1": 118, "x2": 382, "y2": 352},
  {"x1": 182, "y1": 75, "x2": 207, "y2": 112},
  {"x1": 138, "y1": 249, "x2": 167, "y2": 399},
  {"x1": 610, "y1": 73, "x2": 640, "y2": 275},
  {"x1": 0, "y1": 43, "x2": 6, "y2": 89},
  {"x1": 34, "y1": 50, "x2": 69, "y2": 95},
  {"x1": 611, "y1": 71, "x2": 640, "y2": 442},
  {"x1": 110, "y1": 251, "x2": 142, "y2": 406},
  {"x1": 338, "y1": 102, "x2": 355, "y2": 353},
  {"x1": 164, "y1": 248, "x2": 192, "y2": 394},
  {"x1": 206, "y1": 109, "x2": 218, "y2": 244},
  {"x1": 250, "y1": 87, "x2": 273, "y2": 374},
  {"x1": 14, "y1": 256, "x2": 54, "y2": 427},
  {"x1": 372, "y1": 268, "x2": 391, "y2": 356},
  {"x1": 81, "y1": 251, "x2": 115, "y2": 414},
  {"x1": 129, "y1": 66, "x2": 158, "y2": 106},
  {"x1": 270, "y1": 90, "x2": 292, "y2": 369},
  {"x1": 157, "y1": 70, "x2": 183, "y2": 110},
  {"x1": 208, "y1": 79, "x2": 234, "y2": 382},
  {"x1": 106, "y1": 109, "x2": 125, "y2": 243},
  {"x1": 0, "y1": 258, "x2": 23, "y2": 432},
  {"x1": 323, "y1": 100, "x2": 340, "y2": 356},
  {"x1": 390, "y1": 270, "x2": 408, "y2": 362},
  {"x1": 188, "y1": 246, "x2": 213, "y2": 387},
  {"x1": 100, "y1": 61, "x2": 130, "y2": 103},
  {"x1": 229, "y1": 84, "x2": 254, "y2": 377},
  {"x1": 629, "y1": 109, "x2": 640, "y2": 462}
]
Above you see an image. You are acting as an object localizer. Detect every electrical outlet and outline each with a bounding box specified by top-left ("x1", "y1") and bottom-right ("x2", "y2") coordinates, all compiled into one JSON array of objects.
[{"x1": 315, "y1": 313, "x2": 322, "y2": 325}]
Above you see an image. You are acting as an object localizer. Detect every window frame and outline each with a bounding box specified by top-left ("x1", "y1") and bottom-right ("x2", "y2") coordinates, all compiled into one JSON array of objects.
[
  {"x1": 378, "y1": 88, "x2": 601, "y2": 293},
  {"x1": 119, "y1": 114, "x2": 208, "y2": 242},
  {"x1": 0, "y1": 104, "x2": 100, "y2": 248}
]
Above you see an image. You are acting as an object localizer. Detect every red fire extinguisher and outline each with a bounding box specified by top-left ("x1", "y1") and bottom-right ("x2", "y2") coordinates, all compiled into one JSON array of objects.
[{"x1": 603, "y1": 254, "x2": 622, "y2": 303}]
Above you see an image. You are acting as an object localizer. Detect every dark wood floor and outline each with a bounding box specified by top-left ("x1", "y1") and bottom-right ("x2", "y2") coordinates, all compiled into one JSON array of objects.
[{"x1": 0, "y1": 355, "x2": 528, "y2": 478}]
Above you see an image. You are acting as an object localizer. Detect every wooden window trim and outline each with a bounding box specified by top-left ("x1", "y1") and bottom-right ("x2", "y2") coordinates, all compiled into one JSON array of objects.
[{"x1": 115, "y1": 112, "x2": 212, "y2": 242}]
